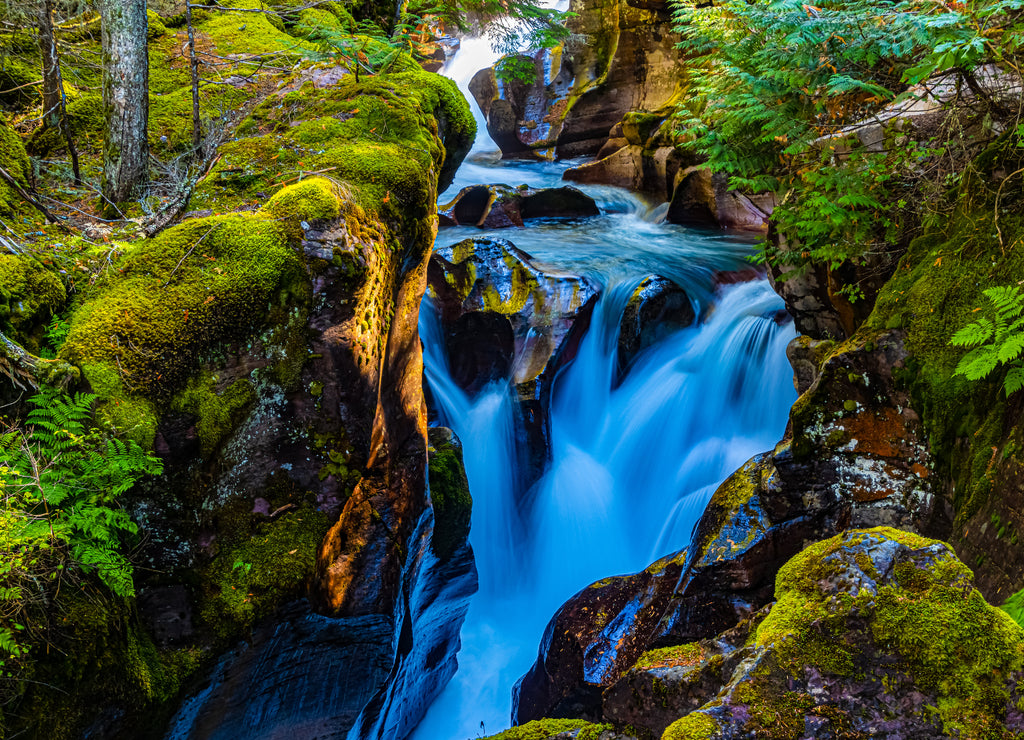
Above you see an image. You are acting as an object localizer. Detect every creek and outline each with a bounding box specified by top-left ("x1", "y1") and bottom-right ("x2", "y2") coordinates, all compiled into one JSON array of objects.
[{"x1": 407, "y1": 40, "x2": 799, "y2": 740}]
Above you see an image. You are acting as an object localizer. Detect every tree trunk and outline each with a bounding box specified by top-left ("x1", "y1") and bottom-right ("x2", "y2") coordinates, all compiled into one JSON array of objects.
[
  {"x1": 36, "y1": 0, "x2": 60, "y2": 130},
  {"x1": 185, "y1": 1, "x2": 202, "y2": 157},
  {"x1": 97, "y1": 0, "x2": 149, "y2": 206},
  {"x1": 37, "y1": 0, "x2": 82, "y2": 185}
]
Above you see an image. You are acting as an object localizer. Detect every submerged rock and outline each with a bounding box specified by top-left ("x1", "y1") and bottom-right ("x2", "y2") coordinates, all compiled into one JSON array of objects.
[{"x1": 438, "y1": 184, "x2": 600, "y2": 228}]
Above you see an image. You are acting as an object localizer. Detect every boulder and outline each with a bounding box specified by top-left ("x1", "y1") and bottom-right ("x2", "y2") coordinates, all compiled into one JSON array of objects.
[
  {"x1": 514, "y1": 549, "x2": 691, "y2": 724},
  {"x1": 616, "y1": 276, "x2": 694, "y2": 381},
  {"x1": 609, "y1": 528, "x2": 1024, "y2": 739},
  {"x1": 438, "y1": 184, "x2": 600, "y2": 228},
  {"x1": 428, "y1": 238, "x2": 598, "y2": 389},
  {"x1": 666, "y1": 167, "x2": 775, "y2": 231},
  {"x1": 427, "y1": 237, "x2": 599, "y2": 489}
]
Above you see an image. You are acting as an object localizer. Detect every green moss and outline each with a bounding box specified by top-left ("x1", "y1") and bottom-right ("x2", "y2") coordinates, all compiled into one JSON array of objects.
[
  {"x1": 196, "y1": 0, "x2": 311, "y2": 57},
  {"x1": 0, "y1": 255, "x2": 66, "y2": 351},
  {"x1": 427, "y1": 433, "x2": 472, "y2": 561},
  {"x1": 861, "y1": 161, "x2": 1024, "y2": 522},
  {"x1": 171, "y1": 375, "x2": 256, "y2": 456},
  {"x1": 146, "y1": 9, "x2": 168, "y2": 39},
  {"x1": 662, "y1": 713, "x2": 720, "y2": 740},
  {"x1": 59, "y1": 179, "x2": 333, "y2": 403},
  {"x1": 757, "y1": 527, "x2": 1024, "y2": 739},
  {"x1": 201, "y1": 503, "x2": 331, "y2": 635},
  {"x1": 634, "y1": 643, "x2": 705, "y2": 672},
  {"x1": 0, "y1": 114, "x2": 32, "y2": 217},
  {"x1": 191, "y1": 65, "x2": 473, "y2": 220},
  {"x1": 0, "y1": 56, "x2": 38, "y2": 109},
  {"x1": 27, "y1": 93, "x2": 105, "y2": 156},
  {"x1": 484, "y1": 719, "x2": 613, "y2": 740},
  {"x1": 5, "y1": 586, "x2": 202, "y2": 740}
]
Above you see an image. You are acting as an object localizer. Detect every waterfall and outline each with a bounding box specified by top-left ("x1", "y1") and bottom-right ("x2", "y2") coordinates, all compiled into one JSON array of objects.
[
  {"x1": 413, "y1": 278, "x2": 796, "y2": 740},
  {"x1": 410, "y1": 25, "x2": 798, "y2": 740}
]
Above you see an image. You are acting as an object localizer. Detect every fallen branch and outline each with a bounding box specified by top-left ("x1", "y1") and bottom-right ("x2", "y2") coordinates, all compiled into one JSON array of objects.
[
  {"x1": 0, "y1": 332, "x2": 77, "y2": 391},
  {"x1": 0, "y1": 165, "x2": 70, "y2": 232}
]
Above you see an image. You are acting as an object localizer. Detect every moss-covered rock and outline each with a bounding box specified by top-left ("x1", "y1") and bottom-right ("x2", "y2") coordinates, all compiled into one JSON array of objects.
[
  {"x1": 0, "y1": 113, "x2": 31, "y2": 217},
  {"x1": 6, "y1": 24, "x2": 474, "y2": 740},
  {"x1": 190, "y1": 56, "x2": 472, "y2": 218},
  {"x1": 59, "y1": 179, "x2": 333, "y2": 400},
  {"x1": 427, "y1": 427, "x2": 472, "y2": 561},
  {"x1": 484, "y1": 719, "x2": 625, "y2": 740},
  {"x1": 0, "y1": 255, "x2": 66, "y2": 351},
  {"x1": 606, "y1": 528, "x2": 1024, "y2": 740}
]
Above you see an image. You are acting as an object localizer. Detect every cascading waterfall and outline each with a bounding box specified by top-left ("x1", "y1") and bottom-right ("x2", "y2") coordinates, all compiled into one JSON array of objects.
[
  {"x1": 410, "y1": 29, "x2": 798, "y2": 740},
  {"x1": 414, "y1": 276, "x2": 796, "y2": 740}
]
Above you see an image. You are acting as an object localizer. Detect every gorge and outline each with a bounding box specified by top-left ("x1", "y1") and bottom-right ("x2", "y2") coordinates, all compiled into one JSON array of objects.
[{"x1": 0, "y1": 0, "x2": 1023, "y2": 739}]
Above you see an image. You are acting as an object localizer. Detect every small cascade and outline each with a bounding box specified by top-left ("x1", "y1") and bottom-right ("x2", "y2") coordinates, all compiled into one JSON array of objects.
[{"x1": 413, "y1": 276, "x2": 797, "y2": 740}]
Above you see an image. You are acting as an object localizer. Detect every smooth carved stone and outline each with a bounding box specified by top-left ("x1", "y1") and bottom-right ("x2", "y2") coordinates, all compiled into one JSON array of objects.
[
  {"x1": 468, "y1": 0, "x2": 685, "y2": 161},
  {"x1": 666, "y1": 168, "x2": 775, "y2": 231}
]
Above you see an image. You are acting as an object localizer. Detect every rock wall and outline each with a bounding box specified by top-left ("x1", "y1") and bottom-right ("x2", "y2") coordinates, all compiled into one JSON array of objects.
[
  {"x1": 468, "y1": 0, "x2": 685, "y2": 162},
  {"x1": 5, "y1": 49, "x2": 477, "y2": 740}
]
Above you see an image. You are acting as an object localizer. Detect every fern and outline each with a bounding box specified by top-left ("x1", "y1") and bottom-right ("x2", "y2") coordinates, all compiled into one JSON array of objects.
[
  {"x1": 0, "y1": 389, "x2": 163, "y2": 666},
  {"x1": 950, "y1": 285, "x2": 1024, "y2": 395}
]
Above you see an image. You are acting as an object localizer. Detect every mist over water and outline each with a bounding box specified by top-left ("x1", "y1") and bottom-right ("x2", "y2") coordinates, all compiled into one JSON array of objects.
[{"x1": 410, "y1": 36, "x2": 797, "y2": 740}]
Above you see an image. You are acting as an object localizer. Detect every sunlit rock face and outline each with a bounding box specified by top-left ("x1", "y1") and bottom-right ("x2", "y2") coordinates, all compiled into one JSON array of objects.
[{"x1": 468, "y1": 0, "x2": 686, "y2": 162}]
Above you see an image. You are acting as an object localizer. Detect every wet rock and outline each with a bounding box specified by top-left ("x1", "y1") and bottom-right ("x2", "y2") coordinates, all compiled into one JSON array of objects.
[
  {"x1": 602, "y1": 611, "x2": 762, "y2": 736},
  {"x1": 427, "y1": 427, "x2": 473, "y2": 562},
  {"x1": 638, "y1": 528, "x2": 1024, "y2": 740},
  {"x1": 513, "y1": 549, "x2": 689, "y2": 724},
  {"x1": 564, "y1": 144, "x2": 685, "y2": 201},
  {"x1": 515, "y1": 329, "x2": 948, "y2": 722},
  {"x1": 163, "y1": 605, "x2": 395, "y2": 740},
  {"x1": 786, "y1": 336, "x2": 835, "y2": 395},
  {"x1": 438, "y1": 184, "x2": 599, "y2": 228},
  {"x1": 616, "y1": 276, "x2": 694, "y2": 381},
  {"x1": 138, "y1": 585, "x2": 194, "y2": 645},
  {"x1": 345, "y1": 495, "x2": 478, "y2": 740},
  {"x1": 428, "y1": 238, "x2": 598, "y2": 389},
  {"x1": 666, "y1": 168, "x2": 775, "y2": 231}
]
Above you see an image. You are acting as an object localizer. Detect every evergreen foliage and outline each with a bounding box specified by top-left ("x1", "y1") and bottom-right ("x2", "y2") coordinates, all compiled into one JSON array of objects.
[
  {"x1": 950, "y1": 285, "x2": 1024, "y2": 395},
  {"x1": 672, "y1": 0, "x2": 1024, "y2": 282}
]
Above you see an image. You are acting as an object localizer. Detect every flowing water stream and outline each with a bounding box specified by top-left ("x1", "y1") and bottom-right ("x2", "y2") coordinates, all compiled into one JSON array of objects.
[{"x1": 409, "y1": 41, "x2": 798, "y2": 740}]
